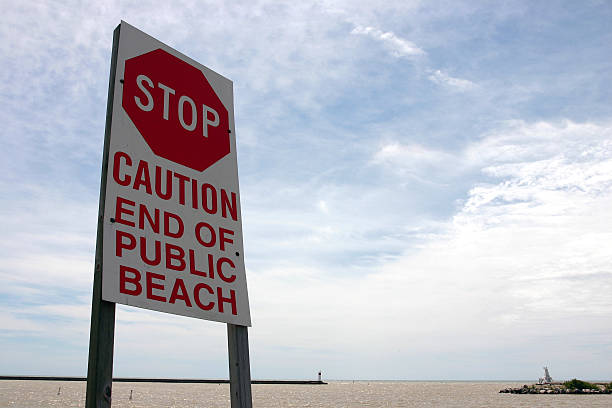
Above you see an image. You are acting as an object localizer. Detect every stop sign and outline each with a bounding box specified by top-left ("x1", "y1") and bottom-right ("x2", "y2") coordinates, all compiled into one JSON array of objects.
[
  {"x1": 101, "y1": 22, "x2": 250, "y2": 327},
  {"x1": 122, "y1": 48, "x2": 230, "y2": 172}
]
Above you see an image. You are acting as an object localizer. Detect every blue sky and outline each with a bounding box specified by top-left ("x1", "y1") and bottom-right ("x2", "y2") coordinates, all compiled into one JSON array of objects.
[{"x1": 1, "y1": 0, "x2": 612, "y2": 381}]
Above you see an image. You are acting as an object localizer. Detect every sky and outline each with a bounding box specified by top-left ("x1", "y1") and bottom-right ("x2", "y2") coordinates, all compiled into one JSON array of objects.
[{"x1": 1, "y1": 0, "x2": 611, "y2": 381}]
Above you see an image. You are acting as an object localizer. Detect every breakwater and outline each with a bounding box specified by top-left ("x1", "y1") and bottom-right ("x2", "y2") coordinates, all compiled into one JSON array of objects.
[
  {"x1": 0, "y1": 376, "x2": 326, "y2": 385},
  {"x1": 500, "y1": 382, "x2": 611, "y2": 394}
]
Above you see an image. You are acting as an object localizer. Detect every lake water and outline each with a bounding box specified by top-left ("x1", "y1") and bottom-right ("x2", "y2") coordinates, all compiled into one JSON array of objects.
[{"x1": 1, "y1": 380, "x2": 611, "y2": 407}]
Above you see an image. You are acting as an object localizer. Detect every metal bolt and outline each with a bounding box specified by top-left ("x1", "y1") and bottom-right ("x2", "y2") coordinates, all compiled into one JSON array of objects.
[{"x1": 104, "y1": 384, "x2": 112, "y2": 402}]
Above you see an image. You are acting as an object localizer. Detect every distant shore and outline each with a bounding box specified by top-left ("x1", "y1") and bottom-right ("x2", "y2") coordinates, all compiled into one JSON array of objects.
[{"x1": 0, "y1": 375, "x2": 326, "y2": 385}]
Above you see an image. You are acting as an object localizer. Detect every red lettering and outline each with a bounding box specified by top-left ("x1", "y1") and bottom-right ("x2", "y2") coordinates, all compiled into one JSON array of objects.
[
  {"x1": 165, "y1": 243, "x2": 186, "y2": 271},
  {"x1": 169, "y1": 278, "x2": 192, "y2": 307},
  {"x1": 115, "y1": 196, "x2": 136, "y2": 227},
  {"x1": 201, "y1": 183, "x2": 217, "y2": 215},
  {"x1": 138, "y1": 204, "x2": 160, "y2": 233},
  {"x1": 116, "y1": 230, "x2": 136, "y2": 257},
  {"x1": 140, "y1": 237, "x2": 161, "y2": 266},
  {"x1": 155, "y1": 166, "x2": 172, "y2": 200},
  {"x1": 195, "y1": 222, "x2": 216, "y2": 247},
  {"x1": 217, "y1": 287, "x2": 237, "y2": 315},
  {"x1": 217, "y1": 257, "x2": 236, "y2": 283},
  {"x1": 111, "y1": 155, "x2": 239, "y2": 226},
  {"x1": 174, "y1": 172, "x2": 189, "y2": 205},
  {"x1": 164, "y1": 211, "x2": 184, "y2": 238},
  {"x1": 219, "y1": 228, "x2": 234, "y2": 251},
  {"x1": 189, "y1": 249, "x2": 207, "y2": 278},
  {"x1": 146, "y1": 272, "x2": 166, "y2": 302},
  {"x1": 221, "y1": 189, "x2": 237, "y2": 221},
  {"x1": 119, "y1": 265, "x2": 142, "y2": 296},
  {"x1": 208, "y1": 254, "x2": 215, "y2": 279},
  {"x1": 113, "y1": 151, "x2": 132, "y2": 186},
  {"x1": 193, "y1": 283, "x2": 214, "y2": 310},
  {"x1": 191, "y1": 178, "x2": 198, "y2": 209},
  {"x1": 133, "y1": 160, "x2": 152, "y2": 194}
]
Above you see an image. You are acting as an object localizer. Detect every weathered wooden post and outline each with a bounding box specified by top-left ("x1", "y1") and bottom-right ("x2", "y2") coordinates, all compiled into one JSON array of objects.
[
  {"x1": 86, "y1": 21, "x2": 252, "y2": 407},
  {"x1": 227, "y1": 324, "x2": 252, "y2": 407},
  {"x1": 86, "y1": 24, "x2": 120, "y2": 408}
]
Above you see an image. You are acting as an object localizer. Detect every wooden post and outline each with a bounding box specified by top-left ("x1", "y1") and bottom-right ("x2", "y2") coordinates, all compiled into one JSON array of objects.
[
  {"x1": 227, "y1": 324, "x2": 253, "y2": 408},
  {"x1": 85, "y1": 24, "x2": 121, "y2": 408}
]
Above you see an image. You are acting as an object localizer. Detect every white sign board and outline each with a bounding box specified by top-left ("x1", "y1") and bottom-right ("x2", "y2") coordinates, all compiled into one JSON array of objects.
[{"x1": 101, "y1": 21, "x2": 250, "y2": 326}]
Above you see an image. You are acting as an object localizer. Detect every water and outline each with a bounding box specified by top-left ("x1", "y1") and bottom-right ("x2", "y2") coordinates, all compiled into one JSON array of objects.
[{"x1": 1, "y1": 380, "x2": 611, "y2": 407}]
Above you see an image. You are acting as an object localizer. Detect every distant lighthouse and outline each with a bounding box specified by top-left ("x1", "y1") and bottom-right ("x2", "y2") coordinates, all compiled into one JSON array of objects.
[{"x1": 318, "y1": 371, "x2": 322, "y2": 382}]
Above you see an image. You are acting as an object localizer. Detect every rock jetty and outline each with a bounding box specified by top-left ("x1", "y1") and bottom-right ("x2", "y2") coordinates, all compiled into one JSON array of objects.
[{"x1": 500, "y1": 381, "x2": 612, "y2": 395}]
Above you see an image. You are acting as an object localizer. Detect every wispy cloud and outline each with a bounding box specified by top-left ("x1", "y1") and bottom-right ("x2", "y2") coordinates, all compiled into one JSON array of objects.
[
  {"x1": 371, "y1": 142, "x2": 459, "y2": 182},
  {"x1": 372, "y1": 142, "x2": 454, "y2": 166},
  {"x1": 351, "y1": 25, "x2": 425, "y2": 58},
  {"x1": 350, "y1": 24, "x2": 478, "y2": 93},
  {"x1": 428, "y1": 69, "x2": 477, "y2": 91}
]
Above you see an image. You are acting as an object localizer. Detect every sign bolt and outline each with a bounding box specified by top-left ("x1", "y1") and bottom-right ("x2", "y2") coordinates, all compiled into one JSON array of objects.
[{"x1": 104, "y1": 384, "x2": 112, "y2": 402}]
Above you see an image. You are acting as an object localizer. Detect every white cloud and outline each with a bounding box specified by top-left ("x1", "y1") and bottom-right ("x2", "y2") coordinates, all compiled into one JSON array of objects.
[
  {"x1": 466, "y1": 120, "x2": 612, "y2": 167},
  {"x1": 411, "y1": 119, "x2": 612, "y2": 324},
  {"x1": 247, "y1": 119, "x2": 612, "y2": 378},
  {"x1": 372, "y1": 142, "x2": 455, "y2": 167},
  {"x1": 428, "y1": 69, "x2": 477, "y2": 91},
  {"x1": 351, "y1": 25, "x2": 425, "y2": 58},
  {"x1": 370, "y1": 142, "x2": 462, "y2": 185},
  {"x1": 349, "y1": 25, "x2": 477, "y2": 93}
]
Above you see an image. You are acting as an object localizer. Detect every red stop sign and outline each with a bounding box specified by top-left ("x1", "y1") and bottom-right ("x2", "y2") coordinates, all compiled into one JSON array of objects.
[{"x1": 122, "y1": 48, "x2": 230, "y2": 172}]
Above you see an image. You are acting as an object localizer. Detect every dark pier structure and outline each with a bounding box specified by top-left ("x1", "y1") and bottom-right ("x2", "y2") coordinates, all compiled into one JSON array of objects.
[{"x1": 0, "y1": 375, "x2": 327, "y2": 385}]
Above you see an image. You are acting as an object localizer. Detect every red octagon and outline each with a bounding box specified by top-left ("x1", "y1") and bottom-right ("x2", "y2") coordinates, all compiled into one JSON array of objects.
[{"x1": 122, "y1": 48, "x2": 230, "y2": 172}]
